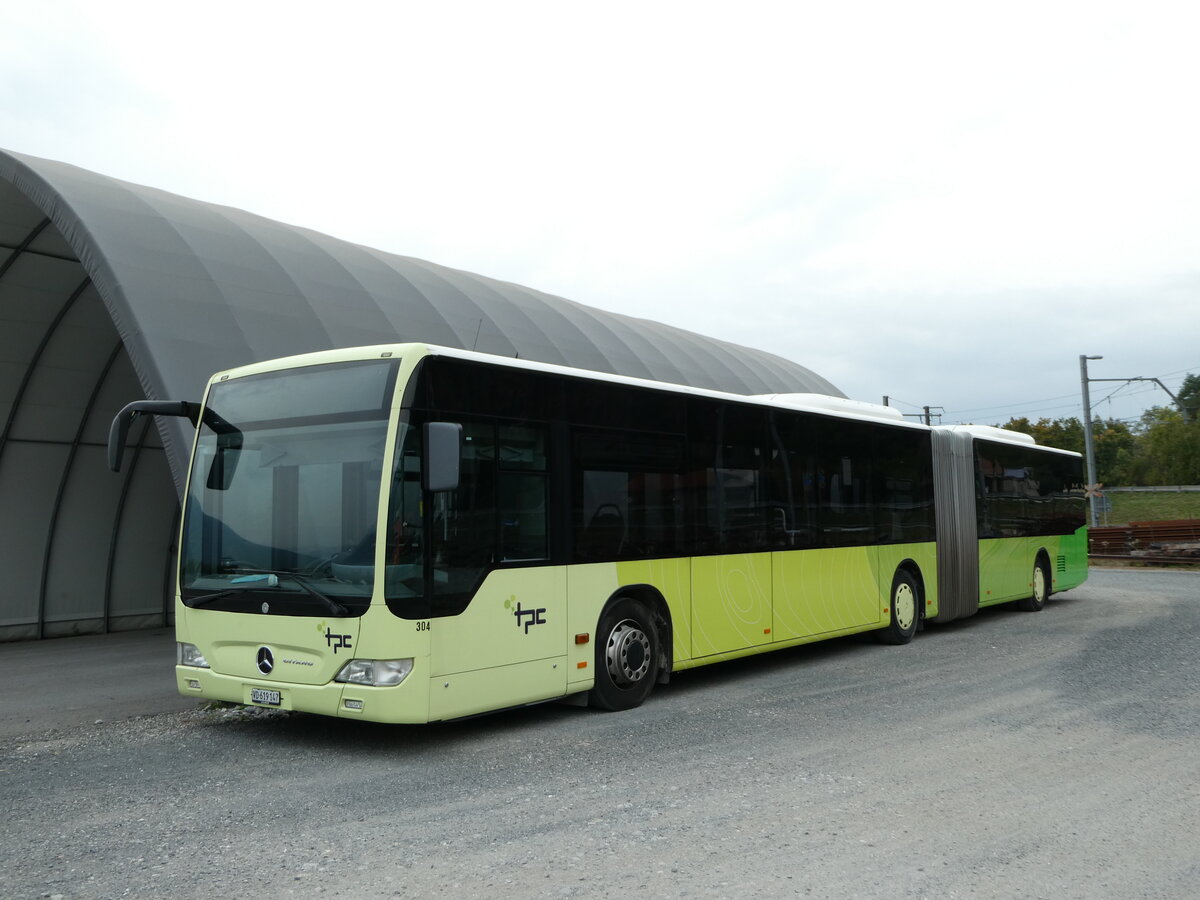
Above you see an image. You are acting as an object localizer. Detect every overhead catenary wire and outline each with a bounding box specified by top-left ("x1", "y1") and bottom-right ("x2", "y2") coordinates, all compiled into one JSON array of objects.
[
  {"x1": 880, "y1": 396, "x2": 924, "y2": 411},
  {"x1": 939, "y1": 361, "x2": 1195, "y2": 426},
  {"x1": 950, "y1": 392, "x2": 1080, "y2": 417},
  {"x1": 1152, "y1": 362, "x2": 1200, "y2": 380}
]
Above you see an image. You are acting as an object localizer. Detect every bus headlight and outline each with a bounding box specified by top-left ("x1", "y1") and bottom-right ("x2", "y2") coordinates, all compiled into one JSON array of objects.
[
  {"x1": 334, "y1": 658, "x2": 414, "y2": 687},
  {"x1": 176, "y1": 642, "x2": 210, "y2": 668}
]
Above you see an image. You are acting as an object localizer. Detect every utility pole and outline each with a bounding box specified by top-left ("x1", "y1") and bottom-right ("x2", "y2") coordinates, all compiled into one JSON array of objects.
[
  {"x1": 1079, "y1": 355, "x2": 1103, "y2": 527},
  {"x1": 880, "y1": 397, "x2": 942, "y2": 424}
]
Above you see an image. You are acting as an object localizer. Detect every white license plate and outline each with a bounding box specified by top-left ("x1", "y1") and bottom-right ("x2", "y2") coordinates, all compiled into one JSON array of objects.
[{"x1": 250, "y1": 688, "x2": 281, "y2": 706}]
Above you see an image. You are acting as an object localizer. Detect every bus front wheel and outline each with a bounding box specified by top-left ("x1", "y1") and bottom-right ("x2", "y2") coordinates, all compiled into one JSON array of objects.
[
  {"x1": 876, "y1": 569, "x2": 920, "y2": 645},
  {"x1": 1017, "y1": 557, "x2": 1050, "y2": 612},
  {"x1": 589, "y1": 598, "x2": 658, "y2": 711}
]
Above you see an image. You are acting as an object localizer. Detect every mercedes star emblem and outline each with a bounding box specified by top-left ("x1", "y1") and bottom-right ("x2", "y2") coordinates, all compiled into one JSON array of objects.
[{"x1": 256, "y1": 646, "x2": 274, "y2": 675}]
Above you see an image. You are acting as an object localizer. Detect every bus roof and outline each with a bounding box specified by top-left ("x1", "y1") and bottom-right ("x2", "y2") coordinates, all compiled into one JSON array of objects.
[{"x1": 934, "y1": 424, "x2": 1082, "y2": 457}]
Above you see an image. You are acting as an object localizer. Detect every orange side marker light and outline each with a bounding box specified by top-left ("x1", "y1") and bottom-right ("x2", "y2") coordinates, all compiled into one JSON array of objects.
[
  {"x1": 575, "y1": 633, "x2": 590, "y2": 645},
  {"x1": 577, "y1": 661, "x2": 587, "y2": 669}
]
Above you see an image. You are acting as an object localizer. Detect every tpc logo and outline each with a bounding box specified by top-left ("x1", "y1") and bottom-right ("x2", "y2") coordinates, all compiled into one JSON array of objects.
[
  {"x1": 503, "y1": 595, "x2": 547, "y2": 634},
  {"x1": 316, "y1": 620, "x2": 352, "y2": 654}
]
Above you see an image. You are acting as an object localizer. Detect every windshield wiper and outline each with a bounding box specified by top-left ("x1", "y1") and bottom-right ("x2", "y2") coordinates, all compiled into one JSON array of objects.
[
  {"x1": 186, "y1": 584, "x2": 276, "y2": 607},
  {"x1": 186, "y1": 572, "x2": 349, "y2": 616},
  {"x1": 282, "y1": 573, "x2": 349, "y2": 617}
]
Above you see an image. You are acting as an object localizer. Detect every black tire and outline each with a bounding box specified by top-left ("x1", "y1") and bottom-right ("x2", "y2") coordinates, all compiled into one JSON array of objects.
[
  {"x1": 589, "y1": 598, "x2": 658, "y2": 711},
  {"x1": 876, "y1": 568, "x2": 920, "y2": 645},
  {"x1": 1017, "y1": 557, "x2": 1050, "y2": 612}
]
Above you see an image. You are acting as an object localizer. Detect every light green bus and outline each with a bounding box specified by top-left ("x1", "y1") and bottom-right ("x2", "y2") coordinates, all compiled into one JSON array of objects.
[{"x1": 108, "y1": 343, "x2": 1088, "y2": 723}]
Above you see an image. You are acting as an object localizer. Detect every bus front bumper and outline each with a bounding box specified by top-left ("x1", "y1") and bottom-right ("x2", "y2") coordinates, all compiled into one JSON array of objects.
[{"x1": 176, "y1": 666, "x2": 432, "y2": 724}]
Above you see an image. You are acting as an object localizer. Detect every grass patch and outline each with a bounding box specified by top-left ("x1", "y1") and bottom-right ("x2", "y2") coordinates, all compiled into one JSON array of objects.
[{"x1": 1098, "y1": 491, "x2": 1200, "y2": 526}]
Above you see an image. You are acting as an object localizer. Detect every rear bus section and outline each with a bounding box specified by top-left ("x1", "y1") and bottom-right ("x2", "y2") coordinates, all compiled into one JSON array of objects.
[{"x1": 931, "y1": 426, "x2": 1087, "y2": 622}]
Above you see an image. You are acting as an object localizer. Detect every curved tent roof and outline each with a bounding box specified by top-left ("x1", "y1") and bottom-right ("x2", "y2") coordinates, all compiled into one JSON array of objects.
[
  {"x1": 0, "y1": 148, "x2": 845, "y2": 640},
  {"x1": 0, "y1": 148, "x2": 841, "y2": 484}
]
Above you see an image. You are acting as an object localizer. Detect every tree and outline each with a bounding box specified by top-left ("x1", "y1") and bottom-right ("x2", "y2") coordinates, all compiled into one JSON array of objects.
[
  {"x1": 1126, "y1": 405, "x2": 1200, "y2": 485},
  {"x1": 998, "y1": 416, "x2": 1084, "y2": 455},
  {"x1": 1177, "y1": 373, "x2": 1200, "y2": 423},
  {"x1": 1092, "y1": 418, "x2": 1136, "y2": 485}
]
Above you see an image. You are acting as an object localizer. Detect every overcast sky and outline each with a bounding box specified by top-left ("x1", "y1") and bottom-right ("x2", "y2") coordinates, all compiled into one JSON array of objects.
[{"x1": 3, "y1": 1, "x2": 1197, "y2": 426}]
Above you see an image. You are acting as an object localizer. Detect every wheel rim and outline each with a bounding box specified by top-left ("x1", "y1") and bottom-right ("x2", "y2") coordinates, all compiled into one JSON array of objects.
[
  {"x1": 1033, "y1": 565, "x2": 1046, "y2": 604},
  {"x1": 894, "y1": 582, "x2": 916, "y2": 631},
  {"x1": 605, "y1": 618, "x2": 651, "y2": 686}
]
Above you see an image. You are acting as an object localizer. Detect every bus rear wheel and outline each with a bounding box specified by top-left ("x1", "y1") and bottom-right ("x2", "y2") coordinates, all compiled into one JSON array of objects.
[
  {"x1": 1017, "y1": 557, "x2": 1050, "y2": 612},
  {"x1": 876, "y1": 568, "x2": 920, "y2": 645},
  {"x1": 589, "y1": 598, "x2": 658, "y2": 711}
]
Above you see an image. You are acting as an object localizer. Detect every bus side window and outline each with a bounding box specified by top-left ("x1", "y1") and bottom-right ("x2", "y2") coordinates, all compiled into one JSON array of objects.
[
  {"x1": 818, "y1": 420, "x2": 875, "y2": 547},
  {"x1": 770, "y1": 411, "x2": 818, "y2": 549},
  {"x1": 874, "y1": 429, "x2": 935, "y2": 544},
  {"x1": 572, "y1": 430, "x2": 684, "y2": 562},
  {"x1": 431, "y1": 420, "x2": 497, "y2": 602},
  {"x1": 686, "y1": 400, "x2": 769, "y2": 555},
  {"x1": 498, "y1": 422, "x2": 548, "y2": 562},
  {"x1": 386, "y1": 424, "x2": 425, "y2": 567}
]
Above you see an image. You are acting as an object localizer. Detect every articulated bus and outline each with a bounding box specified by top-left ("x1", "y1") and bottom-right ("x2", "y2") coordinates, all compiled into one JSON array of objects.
[{"x1": 108, "y1": 343, "x2": 1088, "y2": 723}]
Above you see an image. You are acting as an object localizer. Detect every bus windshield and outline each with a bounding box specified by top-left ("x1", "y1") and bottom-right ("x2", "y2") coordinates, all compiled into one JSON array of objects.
[{"x1": 179, "y1": 360, "x2": 397, "y2": 615}]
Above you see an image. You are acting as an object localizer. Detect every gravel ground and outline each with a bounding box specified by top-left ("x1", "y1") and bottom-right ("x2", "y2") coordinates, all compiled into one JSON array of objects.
[{"x1": 2, "y1": 568, "x2": 1198, "y2": 899}]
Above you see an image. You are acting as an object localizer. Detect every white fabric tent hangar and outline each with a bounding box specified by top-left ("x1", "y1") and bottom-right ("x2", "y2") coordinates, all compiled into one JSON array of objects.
[{"x1": 0, "y1": 148, "x2": 843, "y2": 641}]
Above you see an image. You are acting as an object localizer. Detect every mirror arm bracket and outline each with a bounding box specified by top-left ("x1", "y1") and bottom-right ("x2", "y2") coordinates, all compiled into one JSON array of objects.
[{"x1": 107, "y1": 400, "x2": 201, "y2": 472}]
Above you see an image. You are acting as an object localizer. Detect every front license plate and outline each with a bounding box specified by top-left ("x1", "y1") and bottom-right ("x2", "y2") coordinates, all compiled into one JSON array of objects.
[{"x1": 250, "y1": 688, "x2": 281, "y2": 706}]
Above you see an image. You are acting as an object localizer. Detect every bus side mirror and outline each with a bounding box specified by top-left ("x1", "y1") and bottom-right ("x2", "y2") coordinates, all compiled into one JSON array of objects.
[
  {"x1": 205, "y1": 430, "x2": 244, "y2": 491},
  {"x1": 423, "y1": 422, "x2": 462, "y2": 493}
]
